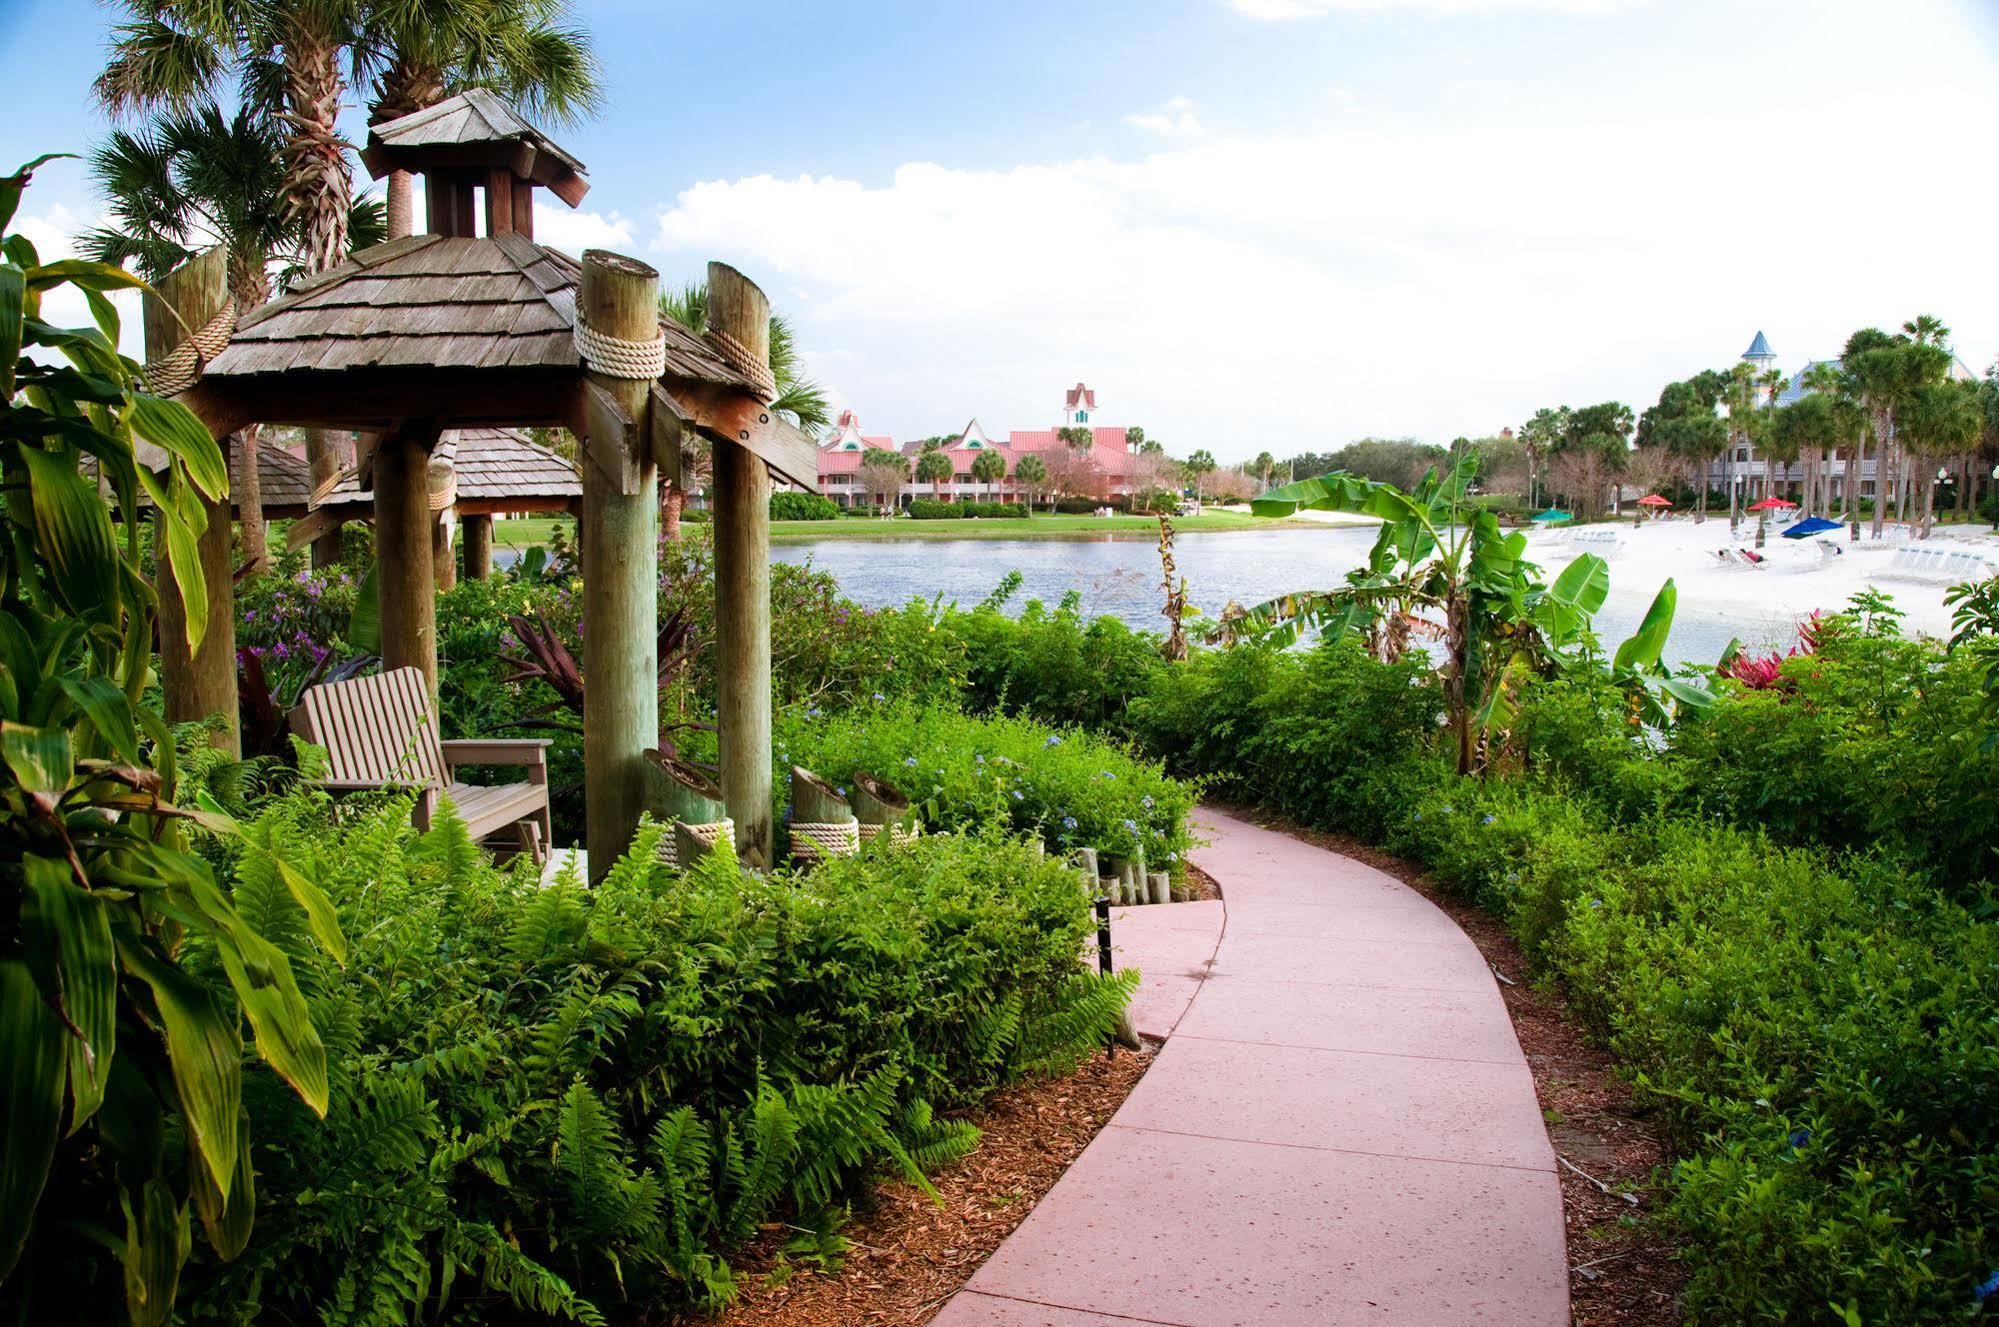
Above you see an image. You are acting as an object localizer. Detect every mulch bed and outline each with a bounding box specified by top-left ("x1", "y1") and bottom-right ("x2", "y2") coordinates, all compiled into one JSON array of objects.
[
  {"x1": 1179, "y1": 861, "x2": 1222, "y2": 902},
  {"x1": 1215, "y1": 803, "x2": 1687, "y2": 1327},
  {"x1": 708, "y1": 1044, "x2": 1155, "y2": 1327}
]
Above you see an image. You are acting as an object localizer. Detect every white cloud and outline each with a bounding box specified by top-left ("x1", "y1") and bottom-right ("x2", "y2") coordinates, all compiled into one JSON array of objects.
[
  {"x1": 650, "y1": 80, "x2": 1999, "y2": 460},
  {"x1": 1231, "y1": 0, "x2": 1630, "y2": 16},
  {"x1": 531, "y1": 203, "x2": 635, "y2": 254},
  {"x1": 15, "y1": 203, "x2": 144, "y2": 356},
  {"x1": 1125, "y1": 96, "x2": 1205, "y2": 138}
]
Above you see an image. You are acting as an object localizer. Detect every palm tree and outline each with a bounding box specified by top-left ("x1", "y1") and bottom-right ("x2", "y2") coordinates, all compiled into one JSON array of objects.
[
  {"x1": 1014, "y1": 452, "x2": 1049, "y2": 511},
  {"x1": 1058, "y1": 425, "x2": 1093, "y2": 453},
  {"x1": 1183, "y1": 448, "x2": 1217, "y2": 502},
  {"x1": 99, "y1": 0, "x2": 370, "y2": 566},
  {"x1": 1520, "y1": 406, "x2": 1567, "y2": 511},
  {"x1": 1721, "y1": 362, "x2": 1760, "y2": 526},
  {"x1": 1251, "y1": 450, "x2": 1275, "y2": 493},
  {"x1": 858, "y1": 446, "x2": 908, "y2": 513},
  {"x1": 1899, "y1": 378, "x2": 1980, "y2": 537},
  {"x1": 357, "y1": 0, "x2": 602, "y2": 238},
  {"x1": 83, "y1": 104, "x2": 385, "y2": 575},
  {"x1": 1757, "y1": 368, "x2": 1790, "y2": 501},
  {"x1": 1124, "y1": 425, "x2": 1145, "y2": 450},
  {"x1": 659, "y1": 282, "x2": 829, "y2": 536},
  {"x1": 970, "y1": 446, "x2": 1006, "y2": 499},
  {"x1": 914, "y1": 448, "x2": 953, "y2": 500}
]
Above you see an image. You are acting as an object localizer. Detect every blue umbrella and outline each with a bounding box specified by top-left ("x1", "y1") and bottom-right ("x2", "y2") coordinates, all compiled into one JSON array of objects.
[{"x1": 1782, "y1": 516, "x2": 1841, "y2": 539}]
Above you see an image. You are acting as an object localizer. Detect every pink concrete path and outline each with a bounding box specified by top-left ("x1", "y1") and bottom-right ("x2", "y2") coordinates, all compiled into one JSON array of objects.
[{"x1": 933, "y1": 808, "x2": 1568, "y2": 1327}]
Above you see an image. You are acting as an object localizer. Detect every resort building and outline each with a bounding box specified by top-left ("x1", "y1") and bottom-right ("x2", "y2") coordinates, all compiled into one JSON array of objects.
[
  {"x1": 815, "y1": 382, "x2": 1157, "y2": 507},
  {"x1": 1701, "y1": 331, "x2": 1981, "y2": 501}
]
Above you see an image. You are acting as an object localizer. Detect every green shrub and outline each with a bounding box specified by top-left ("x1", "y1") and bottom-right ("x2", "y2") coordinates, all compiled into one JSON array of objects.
[
  {"x1": 907, "y1": 499, "x2": 1028, "y2": 520},
  {"x1": 943, "y1": 592, "x2": 1168, "y2": 737},
  {"x1": 171, "y1": 798, "x2": 1135, "y2": 1323},
  {"x1": 778, "y1": 702, "x2": 1195, "y2": 867},
  {"x1": 771, "y1": 491, "x2": 840, "y2": 521}
]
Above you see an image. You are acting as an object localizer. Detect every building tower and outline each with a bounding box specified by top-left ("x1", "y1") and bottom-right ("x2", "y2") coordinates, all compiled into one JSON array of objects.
[
  {"x1": 1741, "y1": 331, "x2": 1776, "y2": 376},
  {"x1": 1063, "y1": 382, "x2": 1097, "y2": 426}
]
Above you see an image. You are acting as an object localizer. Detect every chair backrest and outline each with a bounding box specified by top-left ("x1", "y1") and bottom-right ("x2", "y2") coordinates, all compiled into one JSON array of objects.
[{"x1": 293, "y1": 666, "x2": 447, "y2": 789}]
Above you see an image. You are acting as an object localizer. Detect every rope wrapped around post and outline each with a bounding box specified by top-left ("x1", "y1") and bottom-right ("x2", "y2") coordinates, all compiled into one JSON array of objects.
[
  {"x1": 705, "y1": 327, "x2": 777, "y2": 401},
  {"x1": 573, "y1": 319, "x2": 666, "y2": 380},
  {"x1": 789, "y1": 820, "x2": 861, "y2": 862},
  {"x1": 143, "y1": 304, "x2": 236, "y2": 396},
  {"x1": 660, "y1": 818, "x2": 735, "y2": 869}
]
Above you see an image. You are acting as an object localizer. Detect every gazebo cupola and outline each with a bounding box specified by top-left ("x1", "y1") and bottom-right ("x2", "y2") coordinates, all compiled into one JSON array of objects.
[{"x1": 360, "y1": 87, "x2": 590, "y2": 241}]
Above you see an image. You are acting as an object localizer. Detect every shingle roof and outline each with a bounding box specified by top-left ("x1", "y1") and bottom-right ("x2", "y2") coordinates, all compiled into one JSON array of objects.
[
  {"x1": 319, "y1": 427, "x2": 579, "y2": 513},
  {"x1": 113, "y1": 439, "x2": 315, "y2": 516},
  {"x1": 209, "y1": 232, "x2": 750, "y2": 390}
]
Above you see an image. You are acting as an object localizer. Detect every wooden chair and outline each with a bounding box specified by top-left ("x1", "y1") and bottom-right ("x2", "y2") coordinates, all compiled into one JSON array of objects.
[{"x1": 291, "y1": 666, "x2": 553, "y2": 864}]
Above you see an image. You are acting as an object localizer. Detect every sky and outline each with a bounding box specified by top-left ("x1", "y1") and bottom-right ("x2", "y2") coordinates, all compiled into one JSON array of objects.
[{"x1": 5, "y1": 0, "x2": 1999, "y2": 462}]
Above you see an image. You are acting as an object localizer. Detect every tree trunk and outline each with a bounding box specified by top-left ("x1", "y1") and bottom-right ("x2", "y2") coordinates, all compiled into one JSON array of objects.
[
  {"x1": 308, "y1": 429, "x2": 349, "y2": 568},
  {"x1": 462, "y1": 513, "x2": 492, "y2": 580},
  {"x1": 386, "y1": 168, "x2": 415, "y2": 241},
  {"x1": 232, "y1": 425, "x2": 267, "y2": 576},
  {"x1": 662, "y1": 483, "x2": 685, "y2": 540},
  {"x1": 144, "y1": 249, "x2": 237, "y2": 756}
]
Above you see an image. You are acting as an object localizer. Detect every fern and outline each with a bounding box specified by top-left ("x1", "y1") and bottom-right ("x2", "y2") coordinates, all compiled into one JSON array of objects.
[{"x1": 1017, "y1": 969, "x2": 1141, "y2": 1075}]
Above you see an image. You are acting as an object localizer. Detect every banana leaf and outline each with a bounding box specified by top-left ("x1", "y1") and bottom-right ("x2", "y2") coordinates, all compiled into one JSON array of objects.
[
  {"x1": 22, "y1": 855, "x2": 117, "y2": 1130},
  {"x1": 0, "y1": 957, "x2": 66, "y2": 1281},
  {"x1": 117, "y1": 940, "x2": 242, "y2": 1203}
]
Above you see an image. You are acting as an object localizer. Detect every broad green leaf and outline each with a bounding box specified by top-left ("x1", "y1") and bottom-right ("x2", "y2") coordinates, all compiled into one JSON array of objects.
[
  {"x1": 0, "y1": 155, "x2": 75, "y2": 235},
  {"x1": 1613, "y1": 578, "x2": 1678, "y2": 672},
  {"x1": 0, "y1": 958, "x2": 66, "y2": 1281},
  {"x1": 82, "y1": 285, "x2": 120, "y2": 346},
  {"x1": 0, "y1": 261, "x2": 22, "y2": 399},
  {"x1": 60, "y1": 674, "x2": 140, "y2": 763},
  {"x1": 0, "y1": 720, "x2": 71, "y2": 796},
  {"x1": 25, "y1": 258, "x2": 149, "y2": 296},
  {"x1": 349, "y1": 561, "x2": 382, "y2": 655},
  {"x1": 17, "y1": 443, "x2": 120, "y2": 622},
  {"x1": 210, "y1": 926, "x2": 330, "y2": 1116},
  {"x1": 119, "y1": 1177, "x2": 190, "y2": 1327},
  {"x1": 275, "y1": 856, "x2": 347, "y2": 965},
  {"x1": 160, "y1": 494, "x2": 209, "y2": 655},
  {"x1": 128, "y1": 394, "x2": 228, "y2": 497},
  {"x1": 1656, "y1": 676, "x2": 1719, "y2": 711},
  {"x1": 188, "y1": 1106, "x2": 253, "y2": 1262},
  {"x1": 1549, "y1": 553, "x2": 1610, "y2": 615},
  {"x1": 118, "y1": 940, "x2": 242, "y2": 1203},
  {"x1": 21, "y1": 856, "x2": 117, "y2": 1131}
]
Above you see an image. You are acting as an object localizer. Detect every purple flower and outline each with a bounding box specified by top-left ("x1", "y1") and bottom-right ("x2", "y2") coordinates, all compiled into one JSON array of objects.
[
  {"x1": 1044, "y1": 735, "x2": 1062, "y2": 748},
  {"x1": 903, "y1": 757, "x2": 918, "y2": 768},
  {"x1": 1061, "y1": 816, "x2": 1077, "y2": 831},
  {"x1": 1788, "y1": 1128, "x2": 1811, "y2": 1150}
]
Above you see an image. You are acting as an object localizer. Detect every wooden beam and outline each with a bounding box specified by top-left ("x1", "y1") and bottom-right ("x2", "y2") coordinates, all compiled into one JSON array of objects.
[
  {"x1": 374, "y1": 420, "x2": 441, "y2": 690},
  {"x1": 706, "y1": 260, "x2": 774, "y2": 867},
  {"x1": 512, "y1": 179, "x2": 535, "y2": 241},
  {"x1": 172, "y1": 369, "x2": 586, "y2": 434},
  {"x1": 462, "y1": 513, "x2": 493, "y2": 580},
  {"x1": 485, "y1": 169, "x2": 515, "y2": 236},
  {"x1": 578, "y1": 249, "x2": 661, "y2": 881},
  {"x1": 581, "y1": 380, "x2": 642, "y2": 495},
  {"x1": 284, "y1": 506, "x2": 343, "y2": 553},
  {"x1": 144, "y1": 248, "x2": 238, "y2": 758},
  {"x1": 663, "y1": 382, "x2": 817, "y2": 492},
  {"x1": 649, "y1": 383, "x2": 685, "y2": 490}
]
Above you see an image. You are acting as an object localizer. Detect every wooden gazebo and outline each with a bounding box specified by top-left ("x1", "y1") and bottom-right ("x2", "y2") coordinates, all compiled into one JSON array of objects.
[
  {"x1": 301, "y1": 426, "x2": 583, "y2": 585},
  {"x1": 164, "y1": 91, "x2": 816, "y2": 873}
]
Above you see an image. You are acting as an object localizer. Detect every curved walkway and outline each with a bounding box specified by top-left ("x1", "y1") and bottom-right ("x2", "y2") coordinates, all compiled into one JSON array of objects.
[{"x1": 934, "y1": 808, "x2": 1568, "y2": 1326}]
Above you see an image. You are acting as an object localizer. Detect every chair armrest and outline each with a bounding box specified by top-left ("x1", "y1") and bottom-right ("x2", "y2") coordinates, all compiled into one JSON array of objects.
[
  {"x1": 311, "y1": 777, "x2": 425, "y2": 792},
  {"x1": 440, "y1": 739, "x2": 551, "y2": 766}
]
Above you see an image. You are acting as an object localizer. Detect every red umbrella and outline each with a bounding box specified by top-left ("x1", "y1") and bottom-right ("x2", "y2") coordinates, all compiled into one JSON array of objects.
[
  {"x1": 1747, "y1": 497, "x2": 1798, "y2": 511},
  {"x1": 1637, "y1": 494, "x2": 1672, "y2": 507}
]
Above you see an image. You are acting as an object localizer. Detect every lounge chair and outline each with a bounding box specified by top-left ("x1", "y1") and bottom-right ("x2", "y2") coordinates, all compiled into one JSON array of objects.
[{"x1": 292, "y1": 666, "x2": 552, "y2": 863}]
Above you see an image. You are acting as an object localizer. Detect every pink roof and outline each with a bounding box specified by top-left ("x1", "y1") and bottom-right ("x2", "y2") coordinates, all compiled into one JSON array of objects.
[{"x1": 1065, "y1": 382, "x2": 1097, "y2": 409}]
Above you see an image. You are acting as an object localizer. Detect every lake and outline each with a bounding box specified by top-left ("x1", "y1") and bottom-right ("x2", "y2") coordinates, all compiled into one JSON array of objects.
[{"x1": 772, "y1": 526, "x2": 1805, "y2": 666}]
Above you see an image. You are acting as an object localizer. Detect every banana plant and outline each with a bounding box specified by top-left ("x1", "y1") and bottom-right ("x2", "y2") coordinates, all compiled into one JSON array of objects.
[
  {"x1": 2, "y1": 157, "x2": 340, "y2": 1324},
  {"x1": 1239, "y1": 456, "x2": 1710, "y2": 773}
]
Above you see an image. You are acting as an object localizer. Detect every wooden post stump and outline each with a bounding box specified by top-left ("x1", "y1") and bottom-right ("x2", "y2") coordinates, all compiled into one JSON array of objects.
[
  {"x1": 643, "y1": 751, "x2": 731, "y2": 868},
  {"x1": 578, "y1": 249, "x2": 661, "y2": 881},
  {"x1": 374, "y1": 421, "x2": 440, "y2": 690},
  {"x1": 852, "y1": 772, "x2": 917, "y2": 846},
  {"x1": 709, "y1": 262, "x2": 775, "y2": 867},
  {"x1": 432, "y1": 507, "x2": 457, "y2": 591},
  {"x1": 144, "y1": 248, "x2": 238, "y2": 756},
  {"x1": 462, "y1": 513, "x2": 493, "y2": 580},
  {"x1": 788, "y1": 765, "x2": 858, "y2": 862}
]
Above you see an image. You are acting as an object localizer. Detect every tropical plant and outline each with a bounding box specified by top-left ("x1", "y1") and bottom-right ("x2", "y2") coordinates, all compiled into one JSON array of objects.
[
  {"x1": 1013, "y1": 452, "x2": 1049, "y2": 509},
  {"x1": 1182, "y1": 448, "x2": 1216, "y2": 500},
  {"x1": 659, "y1": 283, "x2": 829, "y2": 432},
  {"x1": 970, "y1": 445, "x2": 1006, "y2": 491},
  {"x1": 1638, "y1": 373, "x2": 1728, "y2": 518},
  {"x1": 1057, "y1": 425, "x2": 1092, "y2": 452},
  {"x1": 1238, "y1": 458, "x2": 1708, "y2": 774},
  {"x1": 1899, "y1": 377, "x2": 1981, "y2": 536},
  {"x1": 914, "y1": 447, "x2": 954, "y2": 497},
  {"x1": 1, "y1": 156, "x2": 338, "y2": 1324}
]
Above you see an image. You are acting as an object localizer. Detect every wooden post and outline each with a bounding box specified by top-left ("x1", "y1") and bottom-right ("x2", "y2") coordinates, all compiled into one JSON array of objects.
[
  {"x1": 578, "y1": 250, "x2": 661, "y2": 880},
  {"x1": 144, "y1": 249, "x2": 238, "y2": 757},
  {"x1": 307, "y1": 430, "x2": 347, "y2": 568},
  {"x1": 462, "y1": 513, "x2": 493, "y2": 580},
  {"x1": 708, "y1": 261, "x2": 775, "y2": 867},
  {"x1": 432, "y1": 506, "x2": 457, "y2": 591},
  {"x1": 374, "y1": 421, "x2": 440, "y2": 690}
]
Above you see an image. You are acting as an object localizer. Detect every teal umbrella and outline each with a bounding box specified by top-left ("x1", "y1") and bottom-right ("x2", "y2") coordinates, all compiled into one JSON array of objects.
[{"x1": 1531, "y1": 508, "x2": 1573, "y2": 523}]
